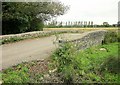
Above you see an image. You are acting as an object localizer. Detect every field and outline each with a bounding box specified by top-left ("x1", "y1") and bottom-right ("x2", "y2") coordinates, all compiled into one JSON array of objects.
[{"x1": 44, "y1": 27, "x2": 118, "y2": 31}]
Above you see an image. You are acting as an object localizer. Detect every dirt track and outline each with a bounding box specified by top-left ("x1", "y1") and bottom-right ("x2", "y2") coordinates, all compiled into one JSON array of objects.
[
  {"x1": 1, "y1": 31, "x2": 99, "y2": 69},
  {"x1": 1, "y1": 35, "x2": 57, "y2": 69}
]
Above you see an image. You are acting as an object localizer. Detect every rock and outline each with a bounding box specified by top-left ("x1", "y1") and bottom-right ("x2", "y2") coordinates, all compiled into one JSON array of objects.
[
  {"x1": 40, "y1": 77, "x2": 43, "y2": 80},
  {"x1": 0, "y1": 81, "x2": 3, "y2": 84},
  {"x1": 100, "y1": 48, "x2": 106, "y2": 51},
  {"x1": 44, "y1": 74, "x2": 50, "y2": 79},
  {"x1": 49, "y1": 68, "x2": 57, "y2": 74}
]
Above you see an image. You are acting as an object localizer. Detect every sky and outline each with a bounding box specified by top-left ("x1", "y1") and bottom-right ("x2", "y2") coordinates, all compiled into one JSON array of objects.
[{"x1": 56, "y1": 0, "x2": 119, "y2": 25}]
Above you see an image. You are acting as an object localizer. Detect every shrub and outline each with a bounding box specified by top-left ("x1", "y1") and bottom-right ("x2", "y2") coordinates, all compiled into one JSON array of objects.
[
  {"x1": 100, "y1": 55, "x2": 120, "y2": 74},
  {"x1": 103, "y1": 31, "x2": 118, "y2": 44},
  {"x1": 27, "y1": 19, "x2": 44, "y2": 32},
  {"x1": 52, "y1": 43, "x2": 78, "y2": 83},
  {"x1": 2, "y1": 18, "x2": 28, "y2": 34},
  {"x1": 118, "y1": 30, "x2": 120, "y2": 42}
]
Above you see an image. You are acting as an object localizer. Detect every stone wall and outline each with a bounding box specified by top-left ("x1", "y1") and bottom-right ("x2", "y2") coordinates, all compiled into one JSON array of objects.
[
  {"x1": 1, "y1": 30, "x2": 83, "y2": 44},
  {"x1": 1, "y1": 31, "x2": 56, "y2": 40},
  {"x1": 60, "y1": 30, "x2": 107, "y2": 50}
]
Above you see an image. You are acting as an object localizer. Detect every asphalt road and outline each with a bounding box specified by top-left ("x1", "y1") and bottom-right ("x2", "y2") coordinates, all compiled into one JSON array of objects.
[{"x1": 1, "y1": 32, "x2": 88, "y2": 69}]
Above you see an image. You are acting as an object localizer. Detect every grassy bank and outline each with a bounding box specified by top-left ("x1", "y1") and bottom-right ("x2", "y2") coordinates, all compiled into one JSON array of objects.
[{"x1": 51, "y1": 42, "x2": 119, "y2": 83}]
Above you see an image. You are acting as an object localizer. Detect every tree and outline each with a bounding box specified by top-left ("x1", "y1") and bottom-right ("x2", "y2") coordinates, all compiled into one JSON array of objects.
[
  {"x1": 103, "y1": 22, "x2": 109, "y2": 27},
  {"x1": 2, "y1": 1, "x2": 69, "y2": 34}
]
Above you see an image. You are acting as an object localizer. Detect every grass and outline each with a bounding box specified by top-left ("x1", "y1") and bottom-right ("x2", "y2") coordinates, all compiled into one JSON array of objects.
[
  {"x1": 52, "y1": 42, "x2": 119, "y2": 83},
  {"x1": 2, "y1": 67, "x2": 29, "y2": 83},
  {"x1": 2, "y1": 63, "x2": 30, "y2": 83},
  {"x1": 75, "y1": 43, "x2": 119, "y2": 83},
  {"x1": 1, "y1": 59, "x2": 51, "y2": 83}
]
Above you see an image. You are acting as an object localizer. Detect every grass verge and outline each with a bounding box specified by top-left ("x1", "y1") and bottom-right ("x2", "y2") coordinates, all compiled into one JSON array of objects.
[{"x1": 51, "y1": 42, "x2": 119, "y2": 83}]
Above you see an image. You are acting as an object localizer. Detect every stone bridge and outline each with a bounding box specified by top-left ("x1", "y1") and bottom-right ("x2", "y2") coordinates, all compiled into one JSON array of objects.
[{"x1": 59, "y1": 30, "x2": 107, "y2": 50}]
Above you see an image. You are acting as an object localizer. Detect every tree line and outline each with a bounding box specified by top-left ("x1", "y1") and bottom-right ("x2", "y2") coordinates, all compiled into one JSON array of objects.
[{"x1": 45, "y1": 21, "x2": 117, "y2": 28}]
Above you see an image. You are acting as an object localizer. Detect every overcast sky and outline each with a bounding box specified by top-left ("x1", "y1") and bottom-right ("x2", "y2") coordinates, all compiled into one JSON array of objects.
[{"x1": 56, "y1": 0, "x2": 119, "y2": 25}]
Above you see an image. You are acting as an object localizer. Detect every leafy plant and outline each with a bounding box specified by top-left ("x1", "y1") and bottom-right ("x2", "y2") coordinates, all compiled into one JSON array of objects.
[
  {"x1": 52, "y1": 43, "x2": 78, "y2": 83},
  {"x1": 2, "y1": 67, "x2": 30, "y2": 83}
]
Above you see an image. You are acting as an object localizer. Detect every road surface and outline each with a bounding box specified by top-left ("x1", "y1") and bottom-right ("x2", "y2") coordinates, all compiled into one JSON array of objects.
[{"x1": 1, "y1": 33, "x2": 86, "y2": 69}]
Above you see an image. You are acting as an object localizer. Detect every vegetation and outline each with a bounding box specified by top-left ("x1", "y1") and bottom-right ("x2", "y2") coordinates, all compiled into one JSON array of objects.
[
  {"x1": 51, "y1": 30, "x2": 119, "y2": 83},
  {"x1": 45, "y1": 25, "x2": 116, "y2": 28},
  {"x1": 2, "y1": 66, "x2": 30, "y2": 83},
  {"x1": 51, "y1": 42, "x2": 119, "y2": 83},
  {"x1": 45, "y1": 21, "x2": 117, "y2": 28},
  {"x1": 2, "y1": 42, "x2": 119, "y2": 83},
  {"x1": 102, "y1": 30, "x2": 119, "y2": 44},
  {"x1": 2, "y1": 1, "x2": 69, "y2": 34},
  {"x1": 2, "y1": 59, "x2": 50, "y2": 83}
]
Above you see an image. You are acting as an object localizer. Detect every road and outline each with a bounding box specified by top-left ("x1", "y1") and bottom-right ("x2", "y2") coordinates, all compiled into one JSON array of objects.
[
  {"x1": 1, "y1": 35, "x2": 58, "y2": 69},
  {"x1": 1, "y1": 33, "x2": 86, "y2": 69}
]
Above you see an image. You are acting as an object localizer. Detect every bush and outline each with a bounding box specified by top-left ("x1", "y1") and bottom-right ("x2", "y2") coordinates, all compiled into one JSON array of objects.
[
  {"x1": 118, "y1": 30, "x2": 120, "y2": 42},
  {"x1": 100, "y1": 55, "x2": 120, "y2": 74},
  {"x1": 27, "y1": 19, "x2": 44, "y2": 32},
  {"x1": 52, "y1": 43, "x2": 78, "y2": 83},
  {"x1": 2, "y1": 18, "x2": 28, "y2": 34},
  {"x1": 103, "y1": 31, "x2": 118, "y2": 44}
]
